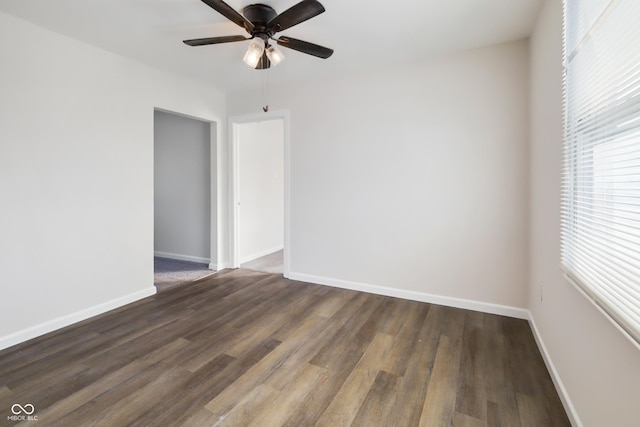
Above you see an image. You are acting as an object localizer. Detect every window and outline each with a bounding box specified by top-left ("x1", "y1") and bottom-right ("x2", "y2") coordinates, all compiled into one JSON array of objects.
[{"x1": 562, "y1": 0, "x2": 640, "y2": 347}]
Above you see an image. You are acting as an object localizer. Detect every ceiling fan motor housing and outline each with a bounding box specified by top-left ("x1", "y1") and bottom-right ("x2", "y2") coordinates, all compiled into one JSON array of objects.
[{"x1": 242, "y1": 4, "x2": 277, "y2": 38}]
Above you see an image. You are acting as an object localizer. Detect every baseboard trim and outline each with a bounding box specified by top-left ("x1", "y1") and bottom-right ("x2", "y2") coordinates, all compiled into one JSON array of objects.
[
  {"x1": 287, "y1": 272, "x2": 529, "y2": 320},
  {"x1": 527, "y1": 313, "x2": 582, "y2": 427},
  {"x1": 0, "y1": 287, "x2": 157, "y2": 351},
  {"x1": 154, "y1": 251, "x2": 210, "y2": 264},
  {"x1": 286, "y1": 272, "x2": 579, "y2": 423},
  {"x1": 240, "y1": 246, "x2": 283, "y2": 265}
]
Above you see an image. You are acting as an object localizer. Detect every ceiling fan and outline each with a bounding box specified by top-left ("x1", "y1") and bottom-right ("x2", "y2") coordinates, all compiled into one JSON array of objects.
[{"x1": 183, "y1": 0, "x2": 334, "y2": 69}]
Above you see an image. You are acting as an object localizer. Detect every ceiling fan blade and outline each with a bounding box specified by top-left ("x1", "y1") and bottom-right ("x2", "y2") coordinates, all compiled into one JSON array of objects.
[
  {"x1": 183, "y1": 35, "x2": 249, "y2": 46},
  {"x1": 267, "y1": 0, "x2": 325, "y2": 32},
  {"x1": 277, "y1": 36, "x2": 333, "y2": 59},
  {"x1": 255, "y1": 51, "x2": 271, "y2": 70},
  {"x1": 200, "y1": 0, "x2": 254, "y2": 32}
]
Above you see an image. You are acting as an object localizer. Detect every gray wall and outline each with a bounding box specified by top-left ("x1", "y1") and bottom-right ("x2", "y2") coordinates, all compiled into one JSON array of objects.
[{"x1": 154, "y1": 110, "x2": 212, "y2": 263}]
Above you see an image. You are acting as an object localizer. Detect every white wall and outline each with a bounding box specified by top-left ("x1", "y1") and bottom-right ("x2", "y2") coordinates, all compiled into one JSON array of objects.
[
  {"x1": 0, "y1": 11, "x2": 226, "y2": 349},
  {"x1": 3, "y1": 5, "x2": 638, "y2": 425},
  {"x1": 529, "y1": 1, "x2": 640, "y2": 426},
  {"x1": 154, "y1": 110, "x2": 212, "y2": 264},
  {"x1": 228, "y1": 40, "x2": 530, "y2": 314},
  {"x1": 237, "y1": 119, "x2": 284, "y2": 263}
]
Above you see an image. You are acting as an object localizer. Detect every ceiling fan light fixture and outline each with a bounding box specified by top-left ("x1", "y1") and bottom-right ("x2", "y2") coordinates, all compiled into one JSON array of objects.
[
  {"x1": 243, "y1": 38, "x2": 265, "y2": 68},
  {"x1": 183, "y1": 0, "x2": 334, "y2": 70},
  {"x1": 265, "y1": 45, "x2": 285, "y2": 67}
]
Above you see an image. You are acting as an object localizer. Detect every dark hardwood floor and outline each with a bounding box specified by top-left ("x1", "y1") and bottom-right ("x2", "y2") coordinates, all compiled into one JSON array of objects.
[{"x1": 0, "y1": 270, "x2": 570, "y2": 426}]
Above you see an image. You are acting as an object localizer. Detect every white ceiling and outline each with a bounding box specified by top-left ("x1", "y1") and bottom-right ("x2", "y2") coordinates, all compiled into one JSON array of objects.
[{"x1": 0, "y1": 0, "x2": 543, "y2": 93}]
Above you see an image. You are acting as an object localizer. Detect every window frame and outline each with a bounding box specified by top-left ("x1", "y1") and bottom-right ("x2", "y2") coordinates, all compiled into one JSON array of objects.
[{"x1": 561, "y1": 0, "x2": 640, "y2": 350}]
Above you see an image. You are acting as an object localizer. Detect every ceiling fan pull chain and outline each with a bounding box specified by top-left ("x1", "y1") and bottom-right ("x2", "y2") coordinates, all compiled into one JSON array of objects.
[{"x1": 262, "y1": 66, "x2": 269, "y2": 113}]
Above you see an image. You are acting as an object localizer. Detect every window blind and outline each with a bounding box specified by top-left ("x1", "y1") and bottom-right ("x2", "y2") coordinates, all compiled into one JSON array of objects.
[{"x1": 562, "y1": 0, "x2": 640, "y2": 347}]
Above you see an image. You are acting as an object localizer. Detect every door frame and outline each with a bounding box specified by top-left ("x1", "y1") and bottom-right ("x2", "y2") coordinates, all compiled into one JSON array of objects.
[
  {"x1": 229, "y1": 110, "x2": 291, "y2": 277},
  {"x1": 153, "y1": 108, "x2": 219, "y2": 270}
]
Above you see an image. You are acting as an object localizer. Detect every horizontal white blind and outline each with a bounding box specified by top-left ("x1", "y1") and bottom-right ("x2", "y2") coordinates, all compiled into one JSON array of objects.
[{"x1": 562, "y1": 0, "x2": 640, "y2": 346}]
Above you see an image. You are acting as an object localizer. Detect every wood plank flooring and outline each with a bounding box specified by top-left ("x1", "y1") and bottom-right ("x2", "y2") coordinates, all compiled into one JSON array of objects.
[
  {"x1": 0, "y1": 270, "x2": 571, "y2": 426},
  {"x1": 241, "y1": 250, "x2": 284, "y2": 275}
]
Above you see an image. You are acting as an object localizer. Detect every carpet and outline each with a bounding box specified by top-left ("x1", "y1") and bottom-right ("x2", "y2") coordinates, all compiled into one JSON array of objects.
[{"x1": 154, "y1": 257, "x2": 216, "y2": 292}]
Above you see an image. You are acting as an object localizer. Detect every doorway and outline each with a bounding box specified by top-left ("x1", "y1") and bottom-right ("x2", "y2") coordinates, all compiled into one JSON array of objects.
[
  {"x1": 153, "y1": 109, "x2": 217, "y2": 290},
  {"x1": 230, "y1": 111, "x2": 290, "y2": 277}
]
